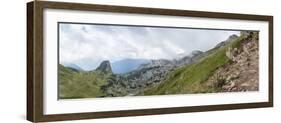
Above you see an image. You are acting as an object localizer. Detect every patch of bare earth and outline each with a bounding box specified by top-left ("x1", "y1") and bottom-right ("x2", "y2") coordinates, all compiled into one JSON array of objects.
[{"x1": 204, "y1": 33, "x2": 259, "y2": 92}]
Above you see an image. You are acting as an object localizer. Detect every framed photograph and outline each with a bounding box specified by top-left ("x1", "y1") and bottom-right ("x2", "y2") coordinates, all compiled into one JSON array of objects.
[{"x1": 27, "y1": 1, "x2": 273, "y2": 122}]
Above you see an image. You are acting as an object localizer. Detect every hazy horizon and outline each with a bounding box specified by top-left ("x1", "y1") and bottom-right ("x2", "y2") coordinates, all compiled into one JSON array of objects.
[{"x1": 59, "y1": 23, "x2": 240, "y2": 71}]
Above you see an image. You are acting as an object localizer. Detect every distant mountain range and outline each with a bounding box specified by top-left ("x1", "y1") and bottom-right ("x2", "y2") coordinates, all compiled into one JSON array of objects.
[
  {"x1": 64, "y1": 50, "x2": 205, "y2": 74},
  {"x1": 64, "y1": 63, "x2": 84, "y2": 71},
  {"x1": 64, "y1": 59, "x2": 151, "y2": 74},
  {"x1": 111, "y1": 58, "x2": 151, "y2": 74},
  {"x1": 97, "y1": 50, "x2": 204, "y2": 74}
]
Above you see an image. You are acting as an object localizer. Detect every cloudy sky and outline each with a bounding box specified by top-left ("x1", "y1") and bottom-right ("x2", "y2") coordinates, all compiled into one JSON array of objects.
[{"x1": 59, "y1": 23, "x2": 240, "y2": 71}]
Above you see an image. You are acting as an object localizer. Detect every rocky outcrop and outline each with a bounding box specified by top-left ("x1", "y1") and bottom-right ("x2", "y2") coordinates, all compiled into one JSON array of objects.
[
  {"x1": 204, "y1": 32, "x2": 259, "y2": 92},
  {"x1": 96, "y1": 60, "x2": 112, "y2": 73},
  {"x1": 225, "y1": 47, "x2": 240, "y2": 62},
  {"x1": 101, "y1": 60, "x2": 176, "y2": 97}
]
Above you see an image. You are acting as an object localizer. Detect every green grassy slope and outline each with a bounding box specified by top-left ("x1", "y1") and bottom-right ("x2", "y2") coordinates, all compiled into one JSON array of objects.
[
  {"x1": 144, "y1": 36, "x2": 245, "y2": 95},
  {"x1": 59, "y1": 65, "x2": 109, "y2": 99}
]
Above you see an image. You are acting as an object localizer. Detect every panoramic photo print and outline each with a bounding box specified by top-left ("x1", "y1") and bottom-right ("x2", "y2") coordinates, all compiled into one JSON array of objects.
[{"x1": 58, "y1": 23, "x2": 259, "y2": 99}]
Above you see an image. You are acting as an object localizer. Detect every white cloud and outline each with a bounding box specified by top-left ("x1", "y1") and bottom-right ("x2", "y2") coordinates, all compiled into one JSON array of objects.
[{"x1": 59, "y1": 23, "x2": 240, "y2": 70}]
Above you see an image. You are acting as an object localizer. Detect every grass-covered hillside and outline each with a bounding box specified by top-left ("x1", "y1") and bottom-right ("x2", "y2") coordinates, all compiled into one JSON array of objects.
[
  {"x1": 143, "y1": 35, "x2": 247, "y2": 95},
  {"x1": 59, "y1": 64, "x2": 110, "y2": 99}
]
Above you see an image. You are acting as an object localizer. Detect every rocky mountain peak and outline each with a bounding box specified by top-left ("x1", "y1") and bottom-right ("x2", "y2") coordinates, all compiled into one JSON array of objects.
[
  {"x1": 96, "y1": 60, "x2": 112, "y2": 73},
  {"x1": 190, "y1": 50, "x2": 203, "y2": 57},
  {"x1": 214, "y1": 34, "x2": 239, "y2": 49},
  {"x1": 226, "y1": 34, "x2": 238, "y2": 42}
]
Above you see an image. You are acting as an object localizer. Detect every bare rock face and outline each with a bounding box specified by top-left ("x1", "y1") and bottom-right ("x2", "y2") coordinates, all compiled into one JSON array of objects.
[
  {"x1": 226, "y1": 47, "x2": 240, "y2": 62},
  {"x1": 96, "y1": 60, "x2": 112, "y2": 73}
]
